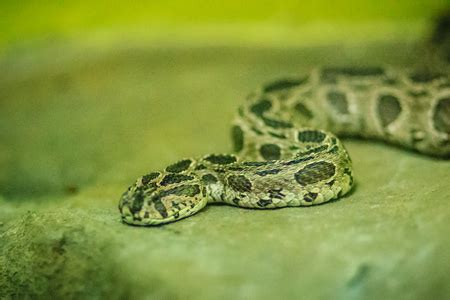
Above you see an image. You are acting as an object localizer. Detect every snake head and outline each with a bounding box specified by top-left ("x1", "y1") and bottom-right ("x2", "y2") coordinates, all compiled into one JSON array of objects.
[{"x1": 119, "y1": 173, "x2": 207, "y2": 226}]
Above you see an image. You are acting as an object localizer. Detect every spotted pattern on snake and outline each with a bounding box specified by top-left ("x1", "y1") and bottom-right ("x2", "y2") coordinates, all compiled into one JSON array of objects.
[{"x1": 119, "y1": 67, "x2": 450, "y2": 226}]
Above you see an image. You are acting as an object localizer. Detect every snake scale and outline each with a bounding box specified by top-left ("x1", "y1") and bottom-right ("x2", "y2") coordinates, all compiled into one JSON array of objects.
[{"x1": 119, "y1": 67, "x2": 450, "y2": 226}]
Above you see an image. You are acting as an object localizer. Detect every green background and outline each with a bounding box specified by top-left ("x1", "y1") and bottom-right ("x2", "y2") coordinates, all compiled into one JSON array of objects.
[
  {"x1": 1, "y1": 1, "x2": 449, "y2": 299},
  {"x1": 1, "y1": 0, "x2": 449, "y2": 48}
]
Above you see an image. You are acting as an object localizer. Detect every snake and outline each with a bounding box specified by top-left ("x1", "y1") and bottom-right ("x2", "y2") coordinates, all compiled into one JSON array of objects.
[{"x1": 118, "y1": 66, "x2": 450, "y2": 226}]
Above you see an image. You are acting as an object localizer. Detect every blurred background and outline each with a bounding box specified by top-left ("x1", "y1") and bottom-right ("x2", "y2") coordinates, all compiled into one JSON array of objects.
[
  {"x1": 1, "y1": 1, "x2": 448, "y2": 49},
  {"x1": 1, "y1": 1, "x2": 449, "y2": 299}
]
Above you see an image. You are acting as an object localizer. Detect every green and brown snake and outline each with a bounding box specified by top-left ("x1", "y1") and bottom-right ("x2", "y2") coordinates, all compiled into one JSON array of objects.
[{"x1": 118, "y1": 66, "x2": 450, "y2": 225}]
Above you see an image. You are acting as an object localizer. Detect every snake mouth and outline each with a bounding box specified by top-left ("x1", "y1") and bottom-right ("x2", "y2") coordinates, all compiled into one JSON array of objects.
[
  {"x1": 119, "y1": 202, "x2": 204, "y2": 226},
  {"x1": 119, "y1": 206, "x2": 186, "y2": 226}
]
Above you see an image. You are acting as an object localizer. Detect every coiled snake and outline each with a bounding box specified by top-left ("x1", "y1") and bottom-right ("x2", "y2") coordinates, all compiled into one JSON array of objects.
[{"x1": 119, "y1": 67, "x2": 450, "y2": 225}]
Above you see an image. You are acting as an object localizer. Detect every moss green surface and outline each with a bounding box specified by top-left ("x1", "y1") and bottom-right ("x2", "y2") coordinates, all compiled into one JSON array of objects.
[{"x1": 1, "y1": 31, "x2": 450, "y2": 299}]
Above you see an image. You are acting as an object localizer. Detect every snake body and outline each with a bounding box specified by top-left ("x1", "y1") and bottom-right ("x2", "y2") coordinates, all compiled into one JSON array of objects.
[{"x1": 119, "y1": 67, "x2": 450, "y2": 226}]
